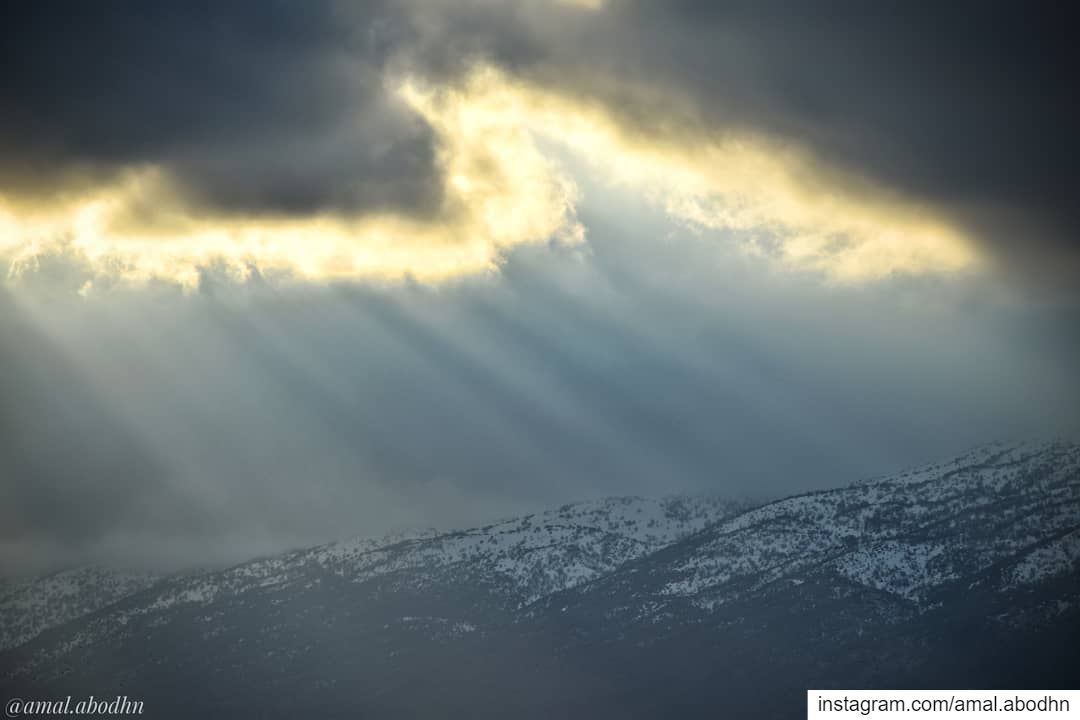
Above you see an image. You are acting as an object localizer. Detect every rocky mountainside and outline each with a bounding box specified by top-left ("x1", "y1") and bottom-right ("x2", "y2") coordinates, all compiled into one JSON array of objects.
[{"x1": 2, "y1": 442, "x2": 1078, "y2": 719}]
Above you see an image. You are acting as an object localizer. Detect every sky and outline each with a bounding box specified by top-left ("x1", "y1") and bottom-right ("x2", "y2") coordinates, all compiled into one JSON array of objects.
[{"x1": 1, "y1": 0, "x2": 1078, "y2": 576}]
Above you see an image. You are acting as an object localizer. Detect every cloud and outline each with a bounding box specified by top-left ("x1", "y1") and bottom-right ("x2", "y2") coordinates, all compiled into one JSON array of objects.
[
  {"x1": 4, "y1": 0, "x2": 1073, "y2": 289},
  {"x1": 0, "y1": 75, "x2": 584, "y2": 286},
  {"x1": 406, "y1": 66, "x2": 982, "y2": 281},
  {"x1": 0, "y1": 62, "x2": 976, "y2": 287},
  {"x1": 0, "y1": 1, "x2": 439, "y2": 215},
  {"x1": 405, "y1": 0, "x2": 1080, "y2": 290},
  {"x1": 0, "y1": 3, "x2": 586, "y2": 287}
]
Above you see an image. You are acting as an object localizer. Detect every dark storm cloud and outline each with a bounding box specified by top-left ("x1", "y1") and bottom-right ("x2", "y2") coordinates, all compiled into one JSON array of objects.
[
  {"x1": 2, "y1": 0, "x2": 1076, "y2": 281},
  {"x1": 0, "y1": 0, "x2": 441, "y2": 216}
]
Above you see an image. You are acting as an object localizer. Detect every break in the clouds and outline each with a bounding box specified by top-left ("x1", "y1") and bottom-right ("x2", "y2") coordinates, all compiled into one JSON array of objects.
[
  {"x1": 1, "y1": 0, "x2": 1076, "y2": 288},
  {"x1": 433, "y1": 0, "x2": 1079, "y2": 287}
]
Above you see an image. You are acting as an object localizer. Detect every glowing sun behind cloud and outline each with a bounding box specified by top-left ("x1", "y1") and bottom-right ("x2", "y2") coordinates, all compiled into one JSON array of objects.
[{"x1": 0, "y1": 66, "x2": 981, "y2": 289}]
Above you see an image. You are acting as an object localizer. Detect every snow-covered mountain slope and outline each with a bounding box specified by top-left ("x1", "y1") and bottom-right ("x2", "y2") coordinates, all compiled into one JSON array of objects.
[
  {"x1": 3, "y1": 442, "x2": 1078, "y2": 719},
  {"x1": 107, "y1": 495, "x2": 747, "y2": 623},
  {"x1": 0, "y1": 567, "x2": 159, "y2": 651},
  {"x1": 550, "y1": 440, "x2": 1080, "y2": 627},
  {"x1": 0, "y1": 495, "x2": 746, "y2": 654},
  {"x1": 310, "y1": 494, "x2": 747, "y2": 604}
]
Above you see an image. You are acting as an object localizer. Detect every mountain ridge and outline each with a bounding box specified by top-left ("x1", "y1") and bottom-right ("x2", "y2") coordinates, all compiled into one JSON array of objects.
[
  {"x1": 3, "y1": 440, "x2": 1078, "y2": 718},
  {"x1": 0, "y1": 493, "x2": 750, "y2": 653}
]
